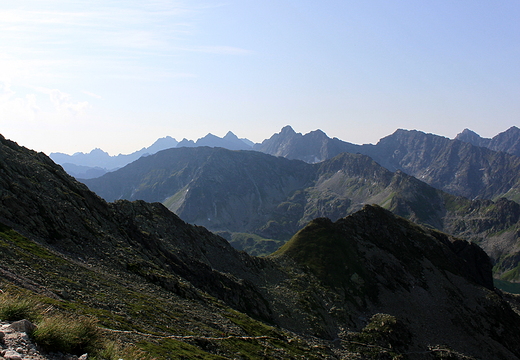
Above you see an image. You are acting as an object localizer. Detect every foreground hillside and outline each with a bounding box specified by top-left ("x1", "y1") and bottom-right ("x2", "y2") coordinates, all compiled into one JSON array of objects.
[
  {"x1": 83, "y1": 146, "x2": 520, "y2": 283},
  {"x1": 2, "y1": 133, "x2": 520, "y2": 359}
]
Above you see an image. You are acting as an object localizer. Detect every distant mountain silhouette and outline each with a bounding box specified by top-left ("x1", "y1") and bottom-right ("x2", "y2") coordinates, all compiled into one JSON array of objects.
[
  {"x1": 177, "y1": 131, "x2": 252, "y2": 150},
  {"x1": 455, "y1": 126, "x2": 520, "y2": 157},
  {"x1": 60, "y1": 163, "x2": 108, "y2": 179},
  {"x1": 50, "y1": 136, "x2": 179, "y2": 177},
  {"x1": 51, "y1": 132, "x2": 253, "y2": 178}
]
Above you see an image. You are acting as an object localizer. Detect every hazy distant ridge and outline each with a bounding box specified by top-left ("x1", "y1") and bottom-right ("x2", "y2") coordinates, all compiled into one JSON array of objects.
[{"x1": 50, "y1": 132, "x2": 252, "y2": 178}]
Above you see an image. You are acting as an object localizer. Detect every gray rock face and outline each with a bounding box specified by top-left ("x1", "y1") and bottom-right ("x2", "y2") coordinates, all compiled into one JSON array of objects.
[{"x1": 364, "y1": 129, "x2": 520, "y2": 201}]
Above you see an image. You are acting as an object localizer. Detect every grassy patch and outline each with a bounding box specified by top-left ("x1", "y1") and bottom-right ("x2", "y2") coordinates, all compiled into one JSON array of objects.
[
  {"x1": 223, "y1": 309, "x2": 277, "y2": 337},
  {"x1": 0, "y1": 222, "x2": 65, "y2": 263},
  {"x1": 137, "y1": 338, "x2": 226, "y2": 359},
  {"x1": 501, "y1": 266, "x2": 520, "y2": 282},
  {"x1": 272, "y1": 218, "x2": 374, "y2": 299},
  {"x1": 228, "y1": 233, "x2": 285, "y2": 256},
  {"x1": 0, "y1": 292, "x2": 40, "y2": 322},
  {"x1": 33, "y1": 315, "x2": 101, "y2": 355}
]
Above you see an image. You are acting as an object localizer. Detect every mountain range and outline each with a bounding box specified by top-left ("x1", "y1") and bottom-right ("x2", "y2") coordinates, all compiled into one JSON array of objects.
[
  {"x1": 50, "y1": 132, "x2": 252, "y2": 178},
  {"x1": 3, "y1": 132, "x2": 520, "y2": 359},
  {"x1": 53, "y1": 125, "x2": 520, "y2": 205},
  {"x1": 82, "y1": 143, "x2": 520, "y2": 284},
  {"x1": 256, "y1": 126, "x2": 520, "y2": 203}
]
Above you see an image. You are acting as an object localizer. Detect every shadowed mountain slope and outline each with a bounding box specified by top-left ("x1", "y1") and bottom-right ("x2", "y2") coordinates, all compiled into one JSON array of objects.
[
  {"x1": 269, "y1": 206, "x2": 520, "y2": 359},
  {"x1": 3, "y1": 133, "x2": 520, "y2": 358},
  {"x1": 83, "y1": 147, "x2": 520, "y2": 282}
]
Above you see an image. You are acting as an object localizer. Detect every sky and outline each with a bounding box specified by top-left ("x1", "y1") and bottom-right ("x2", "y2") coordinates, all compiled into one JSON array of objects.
[{"x1": 1, "y1": 0, "x2": 519, "y2": 155}]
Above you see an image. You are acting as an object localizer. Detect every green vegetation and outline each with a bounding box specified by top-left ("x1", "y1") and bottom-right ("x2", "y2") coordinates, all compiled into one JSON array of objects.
[
  {"x1": 272, "y1": 217, "x2": 375, "y2": 299},
  {"x1": 500, "y1": 266, "x2": 520, "y2": 282},
  {"x1": 442, "y1": 194, "x2": 472, "y2": 214},
  {"x1": 33, "y1": 315, "x2": 101, "y2": 355},
  {"x1": 0, "y1": 292, "x2": 40, "y2": 322},
  {"x1": 0, "y1": 290, "x2": 126, "y2": 358},
  {"x1": 163, "y1": 185, "x2": 189, "y2": 212},
  {"x1": 493, "y1": 253, "x2": 520, "y2": 283},
  {"x1": 223, "y1": 309, "x2": 277, "y2": 337},
  {"x1": 0, "y1": 222, "x2": 65, "y2": 263},
  {"x1": 227, "y1": 232, "x2": 285, "y2": 256},
  {"x1": 138, "y1": 338, "x2": 226, "y2": 359}
]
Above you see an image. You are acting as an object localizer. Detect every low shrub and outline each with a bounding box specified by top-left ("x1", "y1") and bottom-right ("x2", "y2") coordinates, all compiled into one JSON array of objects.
[
  {"x1": 0, "y1": 292, "x2": 39, "y2": 322},
  {"x1": 33, "y1": 315, "x2": 101, "y2": 355}
]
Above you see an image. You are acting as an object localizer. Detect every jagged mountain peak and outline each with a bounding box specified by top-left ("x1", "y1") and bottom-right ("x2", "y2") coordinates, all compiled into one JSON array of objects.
[
  {"x1": 89, "y1": 148, "x2": 109, "y2": 155},
  {"x1": 456, "y1": 128, "x2": 482, "y2": 139},
  {"x1": 255, "y1": 126, "x2": 359, "y2": 163},
  {"x1": 306, "y1": 129, "x2": 328, "y2": 138},
  {"x1": 455, "y1": 126, "x2": 520, "y2": 157},
  {"x1": 454, "y1": 128, "x2": 488, "y2": 147},
  {"x1": 280, "y1": 125, "x2": 297, "y2": 135},
  {"x1": 223, "y1": 131, "x2": 239, "y2": 140}
]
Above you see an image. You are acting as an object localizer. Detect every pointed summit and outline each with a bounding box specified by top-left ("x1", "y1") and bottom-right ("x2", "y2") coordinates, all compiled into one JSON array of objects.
[
  {"x1": 455, "y1": 129, "x2": 488, "y2": 147},
  {"x1": 223, "y1": 131, "x2": 239, "y2": 141},
  {"x1": 255, "y1": 126, "x2": 358, "y2": 163},
  {"x1": 280, "y1": 125, "x2": 296, "y2": 135}
]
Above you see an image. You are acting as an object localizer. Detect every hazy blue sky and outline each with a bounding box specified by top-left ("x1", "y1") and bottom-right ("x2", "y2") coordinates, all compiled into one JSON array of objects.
[{"x1": 1, "y1": 1, "x2": 519, "y2": 155}]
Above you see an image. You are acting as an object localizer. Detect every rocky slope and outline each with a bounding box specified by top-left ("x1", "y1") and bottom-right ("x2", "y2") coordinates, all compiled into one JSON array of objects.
[
  {"x1": 363, "y1": 129, "x2": 520, "y2": 202},
  {"x1": 270, "y1": 207, "x2": 520, "y2": 359},
  {"x1": 3, "y1": 133, "x2": 520, "y2": 358}
]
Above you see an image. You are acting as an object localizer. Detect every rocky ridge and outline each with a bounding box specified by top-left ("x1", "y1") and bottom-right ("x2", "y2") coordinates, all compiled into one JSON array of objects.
[{"x1": 455, "y1": 126, "x2": 520, "y2": 157}]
